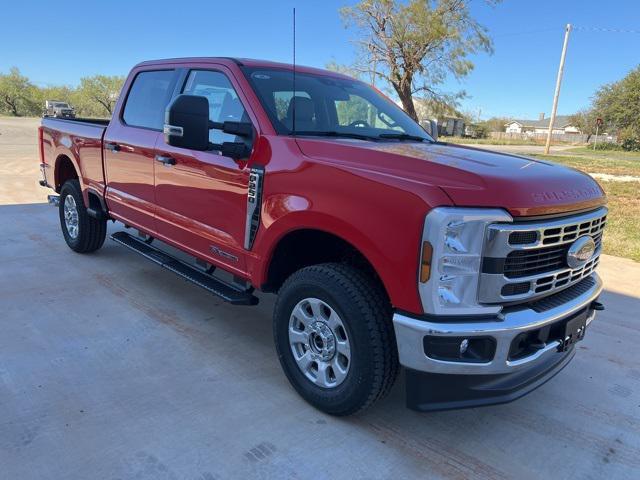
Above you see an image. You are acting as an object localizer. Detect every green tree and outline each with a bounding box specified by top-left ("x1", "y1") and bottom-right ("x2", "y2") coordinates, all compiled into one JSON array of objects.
[
  {"x1": 592, "y1": 65, "x2": 640, "y2": 137},
  {"x1": 480, "y1": 116, "x2": 511, "y2": 133},
  {"x1": 340, "y1": 0, "x2": 497, "y2": 121},
  {"x1": 74, "y1": 75, "x2": 125, "y2": 117},
  {"x1": 569, "y1": 109, "x2": 599, "y2": 138},
  {"x1": 0, "y1": 67, "x2": 39, "y2": 116}
]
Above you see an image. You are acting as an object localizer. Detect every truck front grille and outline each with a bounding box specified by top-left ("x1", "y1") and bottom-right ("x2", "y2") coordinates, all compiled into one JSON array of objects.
[
  {"x1": 503, "y1": 231, "x2": 603, "y2": 279},
  {"x1": 479, "y1": 207, "x2": 607, "y2": 305}
]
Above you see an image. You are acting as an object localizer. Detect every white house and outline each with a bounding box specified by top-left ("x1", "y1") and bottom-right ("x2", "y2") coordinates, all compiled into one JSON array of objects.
[{"x1": 505, "y1": 114, "x2": 580, "y2": 135}]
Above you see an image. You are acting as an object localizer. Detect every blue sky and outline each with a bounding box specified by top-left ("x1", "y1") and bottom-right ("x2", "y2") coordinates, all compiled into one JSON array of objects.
[{"x1": 1, "y1": 0, "x2": 638, "y2": 119}]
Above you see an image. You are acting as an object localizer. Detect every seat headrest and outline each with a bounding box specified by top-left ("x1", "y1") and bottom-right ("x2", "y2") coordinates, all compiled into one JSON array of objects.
[{"x1": 286, "y1": 96, "x2": 315, "y2": 122}]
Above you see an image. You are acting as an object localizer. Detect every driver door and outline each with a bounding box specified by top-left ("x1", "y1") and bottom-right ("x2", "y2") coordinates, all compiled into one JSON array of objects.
[{"x1": 153, "y1": 67, "x2": 253, "y2": 275}]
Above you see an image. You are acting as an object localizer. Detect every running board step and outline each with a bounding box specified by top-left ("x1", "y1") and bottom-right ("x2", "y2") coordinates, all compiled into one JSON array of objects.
[{"x1": 110, "y1": 231, "x2": 258, "y2": 306}]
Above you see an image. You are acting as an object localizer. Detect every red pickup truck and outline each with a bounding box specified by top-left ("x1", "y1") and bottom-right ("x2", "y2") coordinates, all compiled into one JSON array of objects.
[{"x1": 39, "y1": 57, "x2": 606, "y2": 415}]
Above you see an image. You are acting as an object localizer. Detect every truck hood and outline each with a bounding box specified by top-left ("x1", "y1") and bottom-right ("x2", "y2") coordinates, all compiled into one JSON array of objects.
[{"x1": 294, "y1": 138, "x2": 606, "y2": 217}]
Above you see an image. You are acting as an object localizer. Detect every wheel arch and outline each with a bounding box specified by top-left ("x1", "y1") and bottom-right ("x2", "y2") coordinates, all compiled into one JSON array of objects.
[
  {"x1": 260, "y1": 225, "x2": 391, "y2": 304},
  {"x1": 54, "y1": 153, "x2": 79, "y2": 192}
]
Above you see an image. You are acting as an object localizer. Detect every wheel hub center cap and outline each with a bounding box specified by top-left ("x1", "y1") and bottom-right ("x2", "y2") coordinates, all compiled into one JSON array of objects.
[{"x1": 307, "y1": 321, "x2": 336, "y2": 361}]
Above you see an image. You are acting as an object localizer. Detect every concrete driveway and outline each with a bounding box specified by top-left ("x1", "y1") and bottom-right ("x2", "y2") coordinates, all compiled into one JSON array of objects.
[{"x1": 1, "y1": 117, "x2": 639, "y2": 479}]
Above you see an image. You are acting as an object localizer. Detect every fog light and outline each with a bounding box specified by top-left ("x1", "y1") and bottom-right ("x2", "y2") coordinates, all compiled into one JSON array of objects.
[{"x1": 423, "y1": 336, "x2": 497, "y2": 363}]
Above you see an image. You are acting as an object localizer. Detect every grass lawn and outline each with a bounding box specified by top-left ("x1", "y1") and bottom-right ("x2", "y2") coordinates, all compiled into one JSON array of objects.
[
  {"x1": 597, "y1": 181, "x2": 640, "y2": 262},
  {"x1": 533, "y1": 153, "x2": 640, "y2": 177},
  {"x1": 530, "y1": 152, "x2": 640, "y2": 262}
]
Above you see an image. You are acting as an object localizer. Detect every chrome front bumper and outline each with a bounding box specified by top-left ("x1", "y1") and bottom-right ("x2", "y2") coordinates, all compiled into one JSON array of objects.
[{"x1": 393, "y1": 273, "x2": 603, "y2": 375}]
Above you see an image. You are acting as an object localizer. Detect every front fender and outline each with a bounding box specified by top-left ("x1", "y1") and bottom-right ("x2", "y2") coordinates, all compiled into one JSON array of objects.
[{"x1": 251, "y1": 177, "x2": 449, "y2": 314}]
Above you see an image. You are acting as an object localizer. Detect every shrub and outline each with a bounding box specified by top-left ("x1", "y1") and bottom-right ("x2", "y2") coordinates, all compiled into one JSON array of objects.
[
  {"x1": 592, "y1": 142, "x2": 623, "y2": 151},
  {"x1": 620, "y1": 127, "x2": 640, "y2": 152}
]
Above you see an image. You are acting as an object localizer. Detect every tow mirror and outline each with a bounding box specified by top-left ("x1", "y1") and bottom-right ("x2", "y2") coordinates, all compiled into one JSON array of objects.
[
  {"x1": 210, "y1": 120, "x2": 253, "y2": 137},
  {"x1": 164, "y1": 94, "x2": 210, "y2": 151}
]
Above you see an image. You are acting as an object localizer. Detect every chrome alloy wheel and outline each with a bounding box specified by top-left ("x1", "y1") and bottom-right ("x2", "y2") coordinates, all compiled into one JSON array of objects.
[
  {"x1": 63, "y1": 194, "x2": 79, "y2": 239},
  {"x1": 288, "y1": 297, "x2": 351, "y2": 388}
]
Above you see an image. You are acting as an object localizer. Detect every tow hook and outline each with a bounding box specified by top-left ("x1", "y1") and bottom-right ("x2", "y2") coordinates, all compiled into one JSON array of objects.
[
  {"x1": 591, "y1": 300, "x2": 605, "y2": 311},
  {"x1": 48, "y1": 195, "x2": 60, "y2": 207}
]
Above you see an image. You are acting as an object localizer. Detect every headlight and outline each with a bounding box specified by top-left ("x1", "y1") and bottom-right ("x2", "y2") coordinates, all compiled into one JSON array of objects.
[{"x1": 418, "y1": 207, "x2": 512, "y2": 315}]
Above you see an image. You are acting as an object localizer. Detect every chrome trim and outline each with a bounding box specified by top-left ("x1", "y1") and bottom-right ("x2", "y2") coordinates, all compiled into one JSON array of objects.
[
  {"x1": 163, "y1": 124, "x2": 183, "y2": 137},
  {"x1": 485, "y1": 207, "x2": 607, "y2": 257},
  {"x1": 478, "y1": 207, "x2": 607, "y2": 304},
  {"x1": 244, "y1": 166, "x2": 264, "y2": 250},
  {"x1": 393, "y1": 273, "x2": 602, "y2": 375},
  {"x1": 479, "y1": 253, "x2": 600, "y2": 303}
]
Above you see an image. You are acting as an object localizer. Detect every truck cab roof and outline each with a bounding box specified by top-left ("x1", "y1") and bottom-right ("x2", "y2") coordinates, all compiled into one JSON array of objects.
[{"x1": 134, "y1": 57, "x2": 353, "y2": 79}]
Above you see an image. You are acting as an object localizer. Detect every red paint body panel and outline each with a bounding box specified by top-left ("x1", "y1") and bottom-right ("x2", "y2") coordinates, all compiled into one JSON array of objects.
[
  {"x1": 39, "y1": 117, "x2": 107, "y2": 204},
  {"x1": 38, "y1": 57, "x2": 606, "y2": 315},
  {"x1": 103, "y1": 122, "x2": 158, "y2": 230}
]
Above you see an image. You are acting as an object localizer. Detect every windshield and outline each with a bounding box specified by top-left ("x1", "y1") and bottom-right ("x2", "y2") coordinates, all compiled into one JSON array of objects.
[{"x1": 243, "y1": 67, "x2": 432, "y2": 142}]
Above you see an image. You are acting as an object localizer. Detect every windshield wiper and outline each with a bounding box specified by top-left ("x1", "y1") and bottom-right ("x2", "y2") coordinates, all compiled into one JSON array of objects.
[
  {"x1": 378, "y1": 133, "x2": 430, "y2": 142},
  {"x1": 290, "y1": 131, "x2": 378, "y2": 141}
]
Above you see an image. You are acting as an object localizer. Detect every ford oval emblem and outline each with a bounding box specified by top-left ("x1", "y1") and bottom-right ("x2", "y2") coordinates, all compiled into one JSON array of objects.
[{"x1": 566, "y1": 236, "x2": 596, "y2": 270}]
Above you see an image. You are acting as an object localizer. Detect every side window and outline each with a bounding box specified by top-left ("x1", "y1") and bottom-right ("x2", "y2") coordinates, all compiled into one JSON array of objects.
[
  {"x1": 182, "y1": 70, "x2": 249, "y2": 144},
  {"x1": 122, "y1": 70, "x2": 176, "y2": 130}
]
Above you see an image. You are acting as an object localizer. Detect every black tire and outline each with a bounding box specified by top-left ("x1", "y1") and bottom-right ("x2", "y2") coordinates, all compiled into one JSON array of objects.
[
  {"x1": 273, "y1": 263, "x2": 399, "y2": 416},
  {"x1": 59, "y1": 179, "x2": 107, "y2": 253}
]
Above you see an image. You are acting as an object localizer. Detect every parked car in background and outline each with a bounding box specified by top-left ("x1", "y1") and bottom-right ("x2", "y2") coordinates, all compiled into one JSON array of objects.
[
  {"x1": 43, "y1": 100, "x2": 75, "y2": 118},
  {"x1": 38, "y1": 57, "x2": 607, "y2": 415}
]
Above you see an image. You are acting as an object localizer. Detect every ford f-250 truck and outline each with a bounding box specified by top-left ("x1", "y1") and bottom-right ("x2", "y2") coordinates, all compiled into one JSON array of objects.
[{"x1": 38, "y1": 58, "x2": 606, "y2": 415}]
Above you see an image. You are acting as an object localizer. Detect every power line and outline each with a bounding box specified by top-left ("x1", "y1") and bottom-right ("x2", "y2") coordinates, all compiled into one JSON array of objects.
[
  {"x1": 573, "y1": 25, "x2": 640, "y2": 34},
  {"x1": 493, "y1": 25, "x2": 640, "y2": 38}
]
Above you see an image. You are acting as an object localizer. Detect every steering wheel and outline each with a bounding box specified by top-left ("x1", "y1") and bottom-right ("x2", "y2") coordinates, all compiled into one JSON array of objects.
[{"x1": 348, "y1": 120, "x2": 370, "y2": 128}]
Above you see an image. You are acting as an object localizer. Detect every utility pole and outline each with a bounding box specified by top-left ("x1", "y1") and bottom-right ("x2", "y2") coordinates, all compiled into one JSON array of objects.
[{"x1": 544, "y1": 23, "x2": 572, "y2": 154}]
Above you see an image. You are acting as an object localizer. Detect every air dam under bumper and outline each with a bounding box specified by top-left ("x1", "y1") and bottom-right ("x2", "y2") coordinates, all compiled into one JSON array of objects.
[{"x1": 393, "y1": 273, "x2": 603, "y2": 411}]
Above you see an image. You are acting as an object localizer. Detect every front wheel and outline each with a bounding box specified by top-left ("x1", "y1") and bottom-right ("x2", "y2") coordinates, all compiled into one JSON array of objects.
[
  {"x1": 59, "y1": 179, "x2": 107, "y2": 253},
  {"x1": 273, "y1": 263, "x2": 399, "y2": 415}
]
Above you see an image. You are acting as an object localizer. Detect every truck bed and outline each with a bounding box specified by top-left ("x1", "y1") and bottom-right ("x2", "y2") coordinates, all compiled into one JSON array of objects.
[
  {"x1": 40, "y1": 116, "x2": 109, "y2": 195},
  {"x1": 44, "y1": 117, "x2": 111, "y2": 127}
]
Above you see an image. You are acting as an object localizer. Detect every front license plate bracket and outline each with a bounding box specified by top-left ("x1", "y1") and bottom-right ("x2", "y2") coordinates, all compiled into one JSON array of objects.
[{"x1": 557, "y1": 311, "x2": 587, "y2": 352}]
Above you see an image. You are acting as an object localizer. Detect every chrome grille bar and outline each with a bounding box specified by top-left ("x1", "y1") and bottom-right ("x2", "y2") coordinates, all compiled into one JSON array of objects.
[
  {"x1": 484, "y1": 207, "x2": 608, "y2": 257},
  {"x1": 479, "y1": 207, "x2": 607, "y2": 305}
]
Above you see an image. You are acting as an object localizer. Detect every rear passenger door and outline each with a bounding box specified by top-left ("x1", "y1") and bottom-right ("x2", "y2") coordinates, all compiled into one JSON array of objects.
[
  {"x1": 104, "y1": 69, "x2": 177, "y2": 232},
  {"x1": 153, "y1": 67, "x2": 254, "y2": 275}
]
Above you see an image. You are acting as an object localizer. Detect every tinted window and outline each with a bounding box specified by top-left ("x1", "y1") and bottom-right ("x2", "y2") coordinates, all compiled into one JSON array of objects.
[
  {"x1": 123, "y1": 70, "x2": 176, "y2": 130},
  {"x1": 182, "y1": 70, "x2": 249, "y2": 144},
  {"x1": 244, "y1": 68, "x2": 432, "y2": 141}
]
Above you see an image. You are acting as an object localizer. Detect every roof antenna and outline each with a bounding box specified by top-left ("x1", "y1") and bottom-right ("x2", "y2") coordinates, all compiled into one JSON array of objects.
[{"x1": 292, "y1": 7, "x2": 296, "y2": 135}]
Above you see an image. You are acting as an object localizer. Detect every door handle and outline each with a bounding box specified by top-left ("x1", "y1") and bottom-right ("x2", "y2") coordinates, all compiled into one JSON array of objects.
[
  {"x1": 155, "y1": 154, "x2": 176, "y2": 166},
  {"x1": 105, "y1": 142, "x2": 120, "y2": 152}
]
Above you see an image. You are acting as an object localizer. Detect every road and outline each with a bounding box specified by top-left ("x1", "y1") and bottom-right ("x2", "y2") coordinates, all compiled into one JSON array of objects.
[{"x1": 1, "y1": 116, "x2": 639, "y2": 479}]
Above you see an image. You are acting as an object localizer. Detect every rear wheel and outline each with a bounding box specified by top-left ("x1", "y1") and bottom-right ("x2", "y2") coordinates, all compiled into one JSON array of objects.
[
  {"x1": 59, "y1": 179, "x2": 107, "y2": 253},
  {"x1": 273, "y1": 263, "x2": 398, "y2": 415}
]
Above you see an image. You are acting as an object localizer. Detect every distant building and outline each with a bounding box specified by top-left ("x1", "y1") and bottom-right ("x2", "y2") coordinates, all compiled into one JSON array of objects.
[
  {"x1": 437, "y1": 116, "x2": 465, "y2": 137},
  {"x1": 504, "y1": 113, "x2": 580, "y2": 135}
]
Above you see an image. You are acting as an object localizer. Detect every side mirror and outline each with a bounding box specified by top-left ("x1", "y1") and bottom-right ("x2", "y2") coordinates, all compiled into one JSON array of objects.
[
  {"x1": 164, "y1": 94, "x2": 210, "y2": 151},
  {"x1": 210, "y1": 120, "x2": 253, "y2": 138}
]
